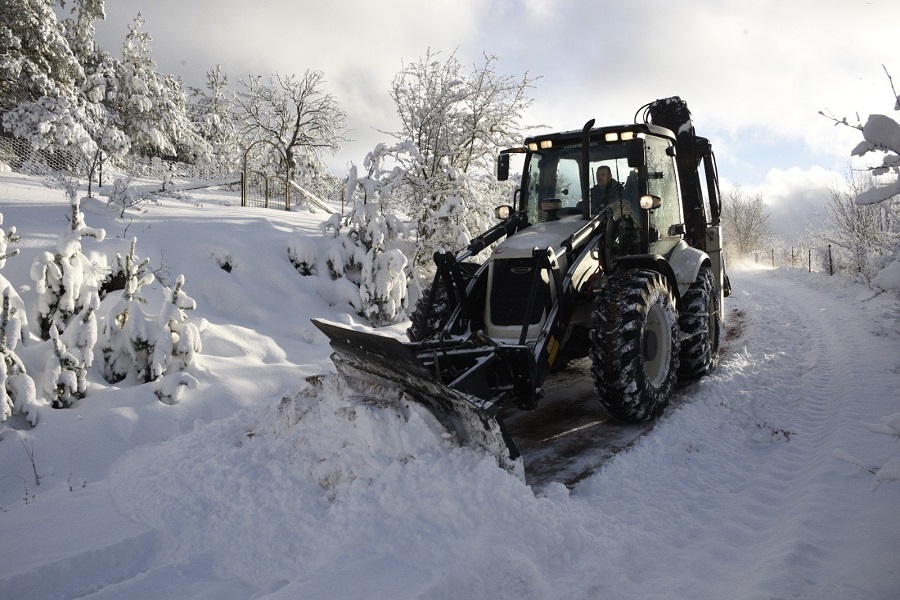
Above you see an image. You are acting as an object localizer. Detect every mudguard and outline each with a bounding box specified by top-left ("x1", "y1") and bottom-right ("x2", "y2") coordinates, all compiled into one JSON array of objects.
[{"x1": 667, "y1": 241, "x2": 709, "y2": 297}]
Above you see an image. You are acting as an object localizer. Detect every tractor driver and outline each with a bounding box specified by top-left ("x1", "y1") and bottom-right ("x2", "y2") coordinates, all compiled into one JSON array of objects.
[
  {"x1": 589, "y1": 165, "x2": 623, "y2": 213},
  {"x1": 587, "y1": 165, "x2": 640, "y2": 223}
]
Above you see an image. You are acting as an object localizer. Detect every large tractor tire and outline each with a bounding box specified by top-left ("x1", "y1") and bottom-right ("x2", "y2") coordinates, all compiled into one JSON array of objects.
[
  {"x1": 407, "y1": 263, "x2": 479, "y2": 342},
  {"x1": 590, "y1": 269, "x2": 679, "y2": 421},
  {"x1": 677, "y1": 265, "x2": 721, "y2": 378}
]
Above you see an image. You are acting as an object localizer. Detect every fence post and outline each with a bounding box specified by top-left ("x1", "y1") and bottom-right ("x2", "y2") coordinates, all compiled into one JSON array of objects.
[
  {"x1": 828, "y1": 244, "x2": 833, "y2": 276},
  {"x1": 771, "y1": 248, "x2": 775, "y2": 268},
  {"x1": 808, "y1": 249, "x2": 812, "y2": 273}
]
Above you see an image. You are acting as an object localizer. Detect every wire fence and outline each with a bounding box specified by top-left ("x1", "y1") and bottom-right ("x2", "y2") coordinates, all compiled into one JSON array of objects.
[
  {"x1": 751, "y1": 244, "x2": 879, "y2": 278},
  {"x1": 0, "y1": 133, "x2": 238, "y2": 184},
  {"x1": 0, "y1": 133, "x2": 348, "y2": 213}
]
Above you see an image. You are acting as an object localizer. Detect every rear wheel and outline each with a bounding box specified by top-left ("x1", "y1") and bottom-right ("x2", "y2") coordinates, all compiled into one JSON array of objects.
[
  {"x1": 678, "y1": 265, "x2": 720, "y2": 378},
  {"x1": 590, "y1": 269, "x2": 679, "y2": 421}
]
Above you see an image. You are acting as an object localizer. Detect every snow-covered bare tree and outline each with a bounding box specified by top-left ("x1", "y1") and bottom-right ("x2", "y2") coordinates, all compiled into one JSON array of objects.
[
  {"x1": 720, "y1": 185, "x2": 774, "y2": 259},
  {"x1": 385, "y1": 49, "x2": 537, "y2": 270},
  {"x1": 809, "y1": 171, "x2": 896, "y2": 281},
  {"x1": 822, "y1": 66, "x2": 900, "y2": 296},
  {"x1": 234, "y1": 70, "x2": 346, "y2": 180},
  {"x1": 30, "y1": 183, "x2": 106, "y2": 340}
]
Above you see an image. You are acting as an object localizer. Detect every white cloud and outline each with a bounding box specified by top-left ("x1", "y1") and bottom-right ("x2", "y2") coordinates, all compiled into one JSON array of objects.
[
  {"x1": 92, "y1": 0, "x2": 897, "y2": 183},
  {"x1": 741, "y1": 166, "x2": 842, "y2": 244}
]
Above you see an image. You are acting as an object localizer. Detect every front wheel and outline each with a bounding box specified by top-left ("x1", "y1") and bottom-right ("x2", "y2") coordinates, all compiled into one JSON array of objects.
[{"x1": 590, "y1": 269, "x2": 680, "y2": 421}]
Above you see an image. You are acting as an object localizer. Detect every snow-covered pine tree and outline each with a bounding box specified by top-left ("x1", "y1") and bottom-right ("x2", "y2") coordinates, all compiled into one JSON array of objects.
[
  {"x1": 335, "y1": 144, "x2": 414, "y2": 325},
  {"x1": 111, "y1": 14, "x2": 209, "y2": 161},
  {"x1": 0, "y1": 213, "x2": 26, "y2": 346},
  {"x1": 30, "y1": 184, "x2": 106, "y2": 340},
  {"x1": 189, "y1": 65, "x2": 241, "y2": 172},
  {"x1": 45, "y1": 297, "x2": 98, "y2": 408},
  {"x1": 0, "y1": 0, "x2": 88, "y2": 155},
  {"x1": 0, "y1": 212, "x2": 21, "y2": 269},
  {"x1": 153, "y1": 274, "x2": 201, "y2": 376},
  {"x1": 60, "y1": 0, "x2": 132, "y2": 191},
  {"x1": 99, "y1": 237, "x2": 156, "y2": 383},
  {"x1": 0, "y1": 212, "x2": 38, "y2": 425},
  {"x1": 1, "y1": 289, "x2": 39, "y2": 426}
]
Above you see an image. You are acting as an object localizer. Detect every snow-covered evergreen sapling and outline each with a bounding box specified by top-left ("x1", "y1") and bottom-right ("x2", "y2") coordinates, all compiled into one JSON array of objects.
[
  {"x1": 100, "y1": 238, "x2": 156, "y2": 383},
  {"x1": 31, "y1": 191, "x2": 106, "y2": 340},
  {"x1": 44, "y1": 298, "x2": 98, "y2": 408},
  {"x1": 2, "y1": 290, "x2": 39, "y2": 426},
  {"x1": 154, "y1": 274, "x2": 201, "y2": 375},
  {"x1": 334, "y1": 152, "x2": 412, "y2": 325},
  {"x1": 1, "y1": 213, "x2": 39, "y2": 425}
]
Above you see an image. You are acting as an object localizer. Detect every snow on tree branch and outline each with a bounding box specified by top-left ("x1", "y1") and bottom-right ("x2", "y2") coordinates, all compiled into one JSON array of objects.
[{"x1": 822, "y1": 66, "x2": 900, "y2": 295}]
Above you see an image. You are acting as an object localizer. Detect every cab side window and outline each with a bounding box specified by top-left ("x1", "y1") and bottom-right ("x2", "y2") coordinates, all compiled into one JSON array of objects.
[{"x1": 645, "y1": 138, "x2": 683, "y2": 254}]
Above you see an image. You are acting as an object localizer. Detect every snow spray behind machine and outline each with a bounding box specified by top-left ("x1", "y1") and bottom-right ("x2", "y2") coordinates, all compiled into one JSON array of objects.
[{"x1": 313, "y1": 96, "x2": 729, "y2": 470}]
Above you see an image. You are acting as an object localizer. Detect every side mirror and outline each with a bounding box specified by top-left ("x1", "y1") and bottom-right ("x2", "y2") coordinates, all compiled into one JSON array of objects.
[
  {"x1": 627, "y1": 138, "x2": 646, "y2": 168},
  {"x1": 497, "y1": 153, "x2": 510, "y2": 181}
]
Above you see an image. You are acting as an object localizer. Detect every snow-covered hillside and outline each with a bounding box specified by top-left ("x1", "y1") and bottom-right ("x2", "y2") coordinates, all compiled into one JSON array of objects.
[{"x1": 0, "y1": 174, "x2": 898, "y2": 599}]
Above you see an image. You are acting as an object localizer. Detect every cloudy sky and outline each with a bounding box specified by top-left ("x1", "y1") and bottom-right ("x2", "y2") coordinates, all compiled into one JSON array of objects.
[{"x1": 92, "y1": 0, "x2": 897, "y2": 242}]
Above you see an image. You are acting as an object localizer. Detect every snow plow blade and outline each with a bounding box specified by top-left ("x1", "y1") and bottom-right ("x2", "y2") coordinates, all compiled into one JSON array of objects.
[{"x1": 311, "y1": 319, "x2": 518, "y2": 466}]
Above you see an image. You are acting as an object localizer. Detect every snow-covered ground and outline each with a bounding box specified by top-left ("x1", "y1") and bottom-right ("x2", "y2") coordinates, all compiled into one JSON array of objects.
[{"x1": 0, "y1": 173, "x2": 898, "y2": 599}]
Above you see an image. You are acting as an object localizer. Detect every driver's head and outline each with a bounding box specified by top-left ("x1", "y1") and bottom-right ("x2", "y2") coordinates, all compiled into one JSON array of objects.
[{"x1": 597, "y1": 165, "x2": 612, "y2": 186}]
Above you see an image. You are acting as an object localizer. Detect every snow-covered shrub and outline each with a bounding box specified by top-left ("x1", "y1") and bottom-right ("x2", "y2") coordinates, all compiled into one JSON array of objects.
[
  {"x1": 153, "y1": 371, "x2": 199, "y2": 406},
  {"x1": 105, "y1": 175, "x2": 157, "y2": 218},
  {"x1": 359, "y1": 247, "x2": 408, "y2": 325},
  {"x1": 30, "y1": 190, "x2": 106, "y2": 340},
  {"x1": 287, "y1": 238, "x2": 319, "y2": 276}
]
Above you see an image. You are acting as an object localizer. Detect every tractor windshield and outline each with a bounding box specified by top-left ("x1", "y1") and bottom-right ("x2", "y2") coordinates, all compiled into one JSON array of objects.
[{"x1": 522, "y1": 141, "x2": 639, "y2": 225}]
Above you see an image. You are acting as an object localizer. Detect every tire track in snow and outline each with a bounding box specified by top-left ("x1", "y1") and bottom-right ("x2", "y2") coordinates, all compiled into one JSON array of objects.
[
  {"x1": 683, "y1": 270, "x2": 897, "y2": 597},
  {"x1": 567, "y1": 269, "x2": 900, "y2": 599}
]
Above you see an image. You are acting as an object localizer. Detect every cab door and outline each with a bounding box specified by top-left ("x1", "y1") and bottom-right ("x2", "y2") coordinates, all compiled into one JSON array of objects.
[{"x1": 645, "y1": 136, "x2": 684, "y2": 256}]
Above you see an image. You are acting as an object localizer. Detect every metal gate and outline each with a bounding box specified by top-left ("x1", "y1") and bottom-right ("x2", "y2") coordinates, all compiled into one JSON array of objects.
[{"x1": 241, "y1": 140, "x2": 290, "y2": 210}]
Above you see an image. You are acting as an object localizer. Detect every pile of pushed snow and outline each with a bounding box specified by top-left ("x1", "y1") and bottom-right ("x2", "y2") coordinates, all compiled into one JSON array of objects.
[{"x1": 109, "y1": 373, "x2": 573, "y2": 594}]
